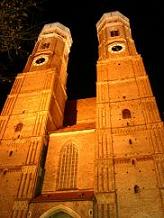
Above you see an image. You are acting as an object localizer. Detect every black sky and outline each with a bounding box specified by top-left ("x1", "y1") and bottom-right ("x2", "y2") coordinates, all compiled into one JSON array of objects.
[{"x1": 0, "y1": 0, "x2": 163, "y2": 118}]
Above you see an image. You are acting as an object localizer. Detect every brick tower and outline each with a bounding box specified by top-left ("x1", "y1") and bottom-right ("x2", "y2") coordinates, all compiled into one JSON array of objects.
[
  {"x1": 0, "y1": 11, "x2": 164, "y2": 218},
  {"x1": 95, "y1": 11, "x2": 164, "y2": 217},
  {"x1": 0, "y1": 23, "x2": 72, "y2": 217}
]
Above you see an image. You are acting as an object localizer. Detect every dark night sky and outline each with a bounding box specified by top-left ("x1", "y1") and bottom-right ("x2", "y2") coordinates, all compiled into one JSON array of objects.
[{"x1": 0, "y1": 0, "x2": 163, "y2": 118}]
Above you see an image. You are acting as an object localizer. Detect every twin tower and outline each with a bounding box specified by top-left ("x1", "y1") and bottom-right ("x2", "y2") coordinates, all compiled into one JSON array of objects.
[{"x1": 0, "y1": 11, "x2": 164, "y2": 218}]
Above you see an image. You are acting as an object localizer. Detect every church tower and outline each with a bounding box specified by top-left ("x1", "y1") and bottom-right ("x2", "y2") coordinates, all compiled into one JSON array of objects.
[
  {"x1": 96, "y1": 11, "x2": 164, "y2": 217},
  {"x1": 0, "y1": 23, "x2": 72, "y2": 217},
  {"x1": 0, "y1": 10, "x2": 164, "y2": 218}
]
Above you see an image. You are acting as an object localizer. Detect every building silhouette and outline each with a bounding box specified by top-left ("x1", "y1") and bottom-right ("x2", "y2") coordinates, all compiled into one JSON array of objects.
[{"x1": 0, "y1": 11, "x2": 164, "y2": 218}]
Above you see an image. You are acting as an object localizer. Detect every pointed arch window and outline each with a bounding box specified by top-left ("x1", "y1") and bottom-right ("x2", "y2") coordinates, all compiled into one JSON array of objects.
[
  {"x1": 122, "y1": 109, "x2": 131, "y2": 119},
  {"x1": 56, "y1": 142, "x2": 78, "y2": 190}
]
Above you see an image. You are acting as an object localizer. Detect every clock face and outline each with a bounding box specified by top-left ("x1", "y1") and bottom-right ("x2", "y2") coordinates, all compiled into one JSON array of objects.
[
  {"x1": 108, "y1": 42, "x2": 125, "y2": 53},
  {"x1": 32, "y1": 55, "x2": 49, "y2": 66}
]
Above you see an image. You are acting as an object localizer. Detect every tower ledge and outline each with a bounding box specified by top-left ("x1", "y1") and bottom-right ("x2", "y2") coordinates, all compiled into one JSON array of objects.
[
  {"x1": 96, "y1": 11, "x2": 130, "y2": 31},
  {"x1": 39, "y1": 22, "x2": 72, "y2": 48}
]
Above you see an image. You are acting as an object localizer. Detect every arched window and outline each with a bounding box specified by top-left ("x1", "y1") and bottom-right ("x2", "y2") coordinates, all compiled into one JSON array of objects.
[
  {"x1": 129, "y1": 139, "x2": 132, "y2": 144},
  {"x1": 56, "y1": 143, "x2": 78, "y2": 190},
  {"x1": 122, "y1": 109, "x2": 131, "y2": 119},
  {"x1": 134, "y1": 185, "x2": 140, "y2": 193}
]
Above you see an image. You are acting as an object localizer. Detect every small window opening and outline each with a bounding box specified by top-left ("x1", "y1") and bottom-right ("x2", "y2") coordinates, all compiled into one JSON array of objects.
[
  {"x1": 3, "y1": 169, "x2": 8, "y2": 175},
  {"x1": 122, "y1": 109, "x2": 131, "y2": 119},
  {"x1": 134, "y1": 185, "x2": 140, "y2": 193},
  {"x1": 41, "y1": 42, "x2": 50, "y2": 49},
  {"x1": 89, "y1": 209, "x2": 93, "y2": 216},
  {"x1": 15, "y1": 123, "x2": 23, "y2": 132},
  {"x1": 9, "y1": 151, "x2": 13, "y2": 156},
  {"x1": 111, "y1": 30, "x2": 119, "y2": 37},
  {"x1": 131, "y1": 159, "x2": 136, "y2": 165},
  {"x1": 129, "y1": 139, "x2": 132, "y2": 144}
]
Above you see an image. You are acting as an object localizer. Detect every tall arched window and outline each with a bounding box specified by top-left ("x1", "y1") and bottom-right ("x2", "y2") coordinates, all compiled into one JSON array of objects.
[
  {"x1": 56, "y1": 142, "x2": 78, "y2": 190},
  {"x1": 122, "y1": 109, "x2": 131, "y2": 119}
]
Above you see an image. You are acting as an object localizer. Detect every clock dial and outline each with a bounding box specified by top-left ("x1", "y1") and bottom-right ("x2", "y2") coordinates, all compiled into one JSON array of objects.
[
  {"x1": 32, "y1": 55, "x2": 49, "y2": 66},
  {"x1": 108, "y1": 42, "x2": 125, "y2": 53}
]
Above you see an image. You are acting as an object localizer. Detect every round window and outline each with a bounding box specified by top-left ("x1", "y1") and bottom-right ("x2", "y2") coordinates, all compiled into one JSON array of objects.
[
  {"x1": 108, "y1": 43, "x2": 125, "y2": 53},
  {"x1": 35, "y1": 57, "x2": 45, "y2": 64},
  {"x1": 111, "y1": 45, "x2": 123, "y2": 51},
  {"x1": 32, "y1": 55, "x2": 49, "y2": 66}
]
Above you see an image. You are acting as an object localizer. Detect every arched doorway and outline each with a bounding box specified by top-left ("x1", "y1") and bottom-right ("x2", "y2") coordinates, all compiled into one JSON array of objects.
[
  {"x1": 48, "y1": 211, "x2": 73, "y2": 218},
  {"x1": 40, "y1": 205, "x2": 81, "y2": 218}
]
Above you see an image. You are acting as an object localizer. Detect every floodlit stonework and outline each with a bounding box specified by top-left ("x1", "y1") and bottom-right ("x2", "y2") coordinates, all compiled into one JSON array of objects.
[{"x1": 0, "y1": 11, "x2": 164, "y2": 218}]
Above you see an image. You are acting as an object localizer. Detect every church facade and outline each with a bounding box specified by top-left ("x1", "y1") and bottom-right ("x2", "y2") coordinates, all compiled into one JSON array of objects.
[{"x1": 0, "y1": 11, "x2": 164, "y2": 218}]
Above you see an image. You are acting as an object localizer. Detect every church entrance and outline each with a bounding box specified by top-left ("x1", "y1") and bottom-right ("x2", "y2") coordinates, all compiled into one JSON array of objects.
[
  {"x1": 48, "y1": 211, "x2": 73, "y2": 218},
  {"x1": 40, "y1": 205, "x2": 81, "y2": 218}
]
